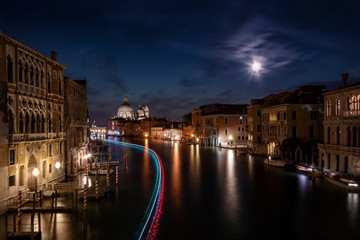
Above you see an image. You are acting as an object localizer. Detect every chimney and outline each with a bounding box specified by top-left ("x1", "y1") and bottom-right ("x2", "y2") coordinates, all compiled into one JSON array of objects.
[
  {"x1": 341, "y1": 73, "x2": 349, "y2": 87},
  {"x1": 51, "y1": 51, "x2": 57, "y2": 61}
]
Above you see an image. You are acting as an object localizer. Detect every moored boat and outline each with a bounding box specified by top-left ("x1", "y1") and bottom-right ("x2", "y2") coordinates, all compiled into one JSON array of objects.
[
  {"x1": 264, "y1": 156, "x2": 292, "y2": 168},
  {"x1": 294, "y1": 164, "x2": 321, "y2": 177},
  {"x1": 324, "y1": 172, "x2": 359, "y2": 191}
]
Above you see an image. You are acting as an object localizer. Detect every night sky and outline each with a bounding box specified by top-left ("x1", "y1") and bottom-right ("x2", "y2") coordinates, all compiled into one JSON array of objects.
[{"x1": 1, "y1": 0, "x2": 360, "y2": 124}]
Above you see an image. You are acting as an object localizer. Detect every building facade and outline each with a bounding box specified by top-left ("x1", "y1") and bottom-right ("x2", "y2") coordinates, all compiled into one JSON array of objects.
[
  {"x1": 192, "y1": 104, "x2": 249, "y2": 146},
  {"x1": 247, "y1": 99, "x2": 266, "y2": 154},
  {"x1": 262, "y1": 103, "x2": 323, "y2": 157},
  {"x1": 318, "y1": 76, "x2": 360, "y2": 176},
  {"x1": 64, "y1": 77, "x2": 90, "y2": 175},
  {"x1": 0, "y1": 33, "x2": 66, "y2": 211}
]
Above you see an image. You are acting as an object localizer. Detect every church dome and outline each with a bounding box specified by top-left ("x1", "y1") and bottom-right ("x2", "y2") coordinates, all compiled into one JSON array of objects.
[
  {"x1": 136, "y1": 105, "x2": 146, "y2": 120},
  {"x1": 117, "y1": 96, "x2": 134, "y2": 120}
]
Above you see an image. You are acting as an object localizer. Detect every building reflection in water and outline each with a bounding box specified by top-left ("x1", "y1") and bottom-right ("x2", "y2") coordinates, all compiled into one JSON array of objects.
[
  {"x1": 172, "y1": 142, "x2": 181, "y2": 207},
  {"x1": 142, "y1": 139, "x2": 150, "y2": 192},
  {"x1": 347, "y1": 192, "x2": 359, "y2": 226},
  {"x1": 224, "y1": 150, "x2": 239, "y2": 225}
]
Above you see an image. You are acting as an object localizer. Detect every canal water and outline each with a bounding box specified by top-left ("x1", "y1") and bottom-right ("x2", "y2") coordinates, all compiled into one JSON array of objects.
[{"x1": 2, "y1": 137, "x2": 359, "y2": 239}]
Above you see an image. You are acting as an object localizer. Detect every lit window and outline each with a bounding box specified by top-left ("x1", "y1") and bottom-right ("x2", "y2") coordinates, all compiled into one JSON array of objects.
[
  {"x1": 327, "y1": 100, "x2": 331, "y2": 117},
  {"x1": 335, "y1": 99, "x2": 341, "y2": 116}
]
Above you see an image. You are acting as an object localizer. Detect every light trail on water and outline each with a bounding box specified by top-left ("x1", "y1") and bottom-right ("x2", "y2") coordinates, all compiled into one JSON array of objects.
[{"x1": 101, "y1": 138, "x2": 164, "y2": 240}]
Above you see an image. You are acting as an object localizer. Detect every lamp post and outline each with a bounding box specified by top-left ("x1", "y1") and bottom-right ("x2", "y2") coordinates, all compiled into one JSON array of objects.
[
  {"x1": 55, "y1": 161, "x2": 60, "y2": 169},
  {"x1": 32, "y1": 167, "x2": 39, "y2": 196}
]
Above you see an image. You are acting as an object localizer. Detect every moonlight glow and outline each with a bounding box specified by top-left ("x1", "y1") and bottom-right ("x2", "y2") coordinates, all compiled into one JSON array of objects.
[{"x1": 251, "y1": 61, "x2": 261, "y2": 72}]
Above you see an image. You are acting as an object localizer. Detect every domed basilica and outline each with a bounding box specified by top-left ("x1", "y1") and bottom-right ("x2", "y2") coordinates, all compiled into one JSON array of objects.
[{"x1": 114, "y1": 96, "x2": 149, "y2": 120}]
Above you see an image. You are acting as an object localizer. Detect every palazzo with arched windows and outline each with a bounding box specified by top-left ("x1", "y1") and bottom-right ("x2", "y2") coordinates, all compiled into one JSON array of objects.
[
  {"x1": 318, "y1": 77, "x2": 360, "y2": 177},
  {"x1": 0, "y1": 33, "x2": 67, "y2": 211}
]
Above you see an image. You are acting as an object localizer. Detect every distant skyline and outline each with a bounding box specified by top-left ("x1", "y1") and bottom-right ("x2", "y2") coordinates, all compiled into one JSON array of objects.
[{"x1": 1, "y1": 0, "x2": 360, "y2": 124}]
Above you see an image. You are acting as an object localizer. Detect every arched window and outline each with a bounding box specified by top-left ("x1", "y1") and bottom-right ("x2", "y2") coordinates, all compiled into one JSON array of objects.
[
  {"x1": 7, "y1": 55, "x2": 13, "y2": 83},
  {"x1": 348, "y1": 97, "x2": 352, "y2": 110},
  {"x1": 8, "y1": 110, "x2": 14, "y2": 134},
  {"x1": 352, "y1": 96, "x2": 357, "y2": 110},
  {"x1": 35, "y1": 69, "x2": 39, "y2": 87},
  {"x1": 335, "y1": 98, "x2": 341, "y2": 116},
  {"x1": 40, "y1": 71, "x2": 44, "y2": 88},
  {"x1": 24, "y1": 64, "x2": 29, "y2": 84},
  {"x1": 48, "y1": 74, "x2": 51, "y2": 93},
  {"x1": 347, "y1": 127, "x2": 351, "y2": 146},
  {"x1": 25, "y1": 113, "x2": 30, "y2": 133},
  {"x1": 18, "y1": 61, "x2": 23, "y2": 83},
  {"x1": 41, "y1": 115, "x2": 45, "y2": 133},
  {"x1": 30, "y1": 66, "x2": 34, "y2": 85},
  {"x1": 327, "y1": 99, "x2": 331, "y2": 117},
  {"x1": 48, "y1": 114, "x2": 52, "y2": 133},
  {"x1": 37, "y1": 115, "x2": 41, "y2": 133},
  {"x1": 19, "y1": 113, "x2": 24, "y2": 134},
  {"x1": 31, "y1": 114, "x2": 36, "y2": 133},
  {"x1": 336, "y1": 126, "x2": 340, "y2": 145}
]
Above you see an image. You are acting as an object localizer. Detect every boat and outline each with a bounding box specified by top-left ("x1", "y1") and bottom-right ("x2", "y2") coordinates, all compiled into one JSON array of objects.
[
  {"x1": 324, "y1": 172, "x2": 359, "y2": 191},
  {"x1": 264, "y1": 156, "x2": 291, "y2": 167},
  {"x1": 294, "y1": 164, "x2": 321, "y2": 177}
]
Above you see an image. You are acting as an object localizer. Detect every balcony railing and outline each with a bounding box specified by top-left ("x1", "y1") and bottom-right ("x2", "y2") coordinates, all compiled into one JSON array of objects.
[
  {"x1": 18, "y1": 83, "x2": 46, "y2": 97},
  {"x1": 343, "y1": 110, "x2": 360, "y2": 117},
  {"x1": 8, "y1": 133, "x2": 47, "y2": 143}
]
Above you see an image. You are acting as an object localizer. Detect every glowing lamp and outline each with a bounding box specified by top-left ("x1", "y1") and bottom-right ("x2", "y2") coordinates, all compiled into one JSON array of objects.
[
  {"x1": 55, "y1": 161, "x2": 60, "y2": 169},
  {"x1": 33, "y1": 167, "x2": 39, "y2": 176},
  {"x1": 228, "y1": 135, "x2": 233, "y2": 140}
]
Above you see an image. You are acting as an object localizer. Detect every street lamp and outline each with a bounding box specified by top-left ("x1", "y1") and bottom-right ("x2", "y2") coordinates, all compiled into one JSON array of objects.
[
  {"x1": 55, "y1": 161, "x2": 60, "y2": 169},
  {"x1": 33, "y1": 167, "x2": 39, "y2": 195}
]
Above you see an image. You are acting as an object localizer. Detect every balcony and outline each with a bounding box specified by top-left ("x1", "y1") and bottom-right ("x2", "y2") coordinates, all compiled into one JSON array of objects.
[
  {"x1": 18, "y1": 83, "x2": 46, "y2": 97},
  {"x1": 343, "y1": 110, "x2": 360, "y2": 118},
  {"x1": 8, "y1": 133, "x2": 47, "y2": 143},
  {"x1": 318, "y1": 143, "x2": 360, "y2": 154}
]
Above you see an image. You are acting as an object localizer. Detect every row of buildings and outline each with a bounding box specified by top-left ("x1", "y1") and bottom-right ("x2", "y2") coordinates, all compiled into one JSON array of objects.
[
  {"x1": 0, "y1": 33, "x2": 90, "y2": 212},
  {"x1": 185, "y1": 76, "x2": 360, "y2": 177}
]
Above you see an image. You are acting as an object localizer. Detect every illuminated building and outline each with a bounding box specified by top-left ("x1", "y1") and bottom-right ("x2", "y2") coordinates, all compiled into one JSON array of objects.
[
  {"x1": 247, "y1": 99, "x2": 266, "y2": 154},
  {"x1": 0, "y1": 33, "x2": 66, "y2": 211},
  {"x1": 64, "y1": 77, "x2": 90, "y2": 175},
  {"x1": 90, "y1": 120, "x2": 107, "y2": 138},
  {"x1": 260, "y1": 85, "x2": 324, "y2": 159},
  {"x1": 114, "y1": 96, "x2": 149, "y2": 120},
  {"x1": 191, "y1": 104, "x2": 249, "y2": 146},
  {"x1": 318, "y1": 74, "x2": 360, "y2": 176}
]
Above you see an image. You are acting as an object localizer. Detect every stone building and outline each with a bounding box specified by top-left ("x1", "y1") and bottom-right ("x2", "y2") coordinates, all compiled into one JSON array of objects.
[
  {"x1": 0, "y1": 33, "x2": 66, "y2": 211},
  {"x1": 260, "y1": 85, "x2": 324, "y2": 160},
  {"x1": 64, "y1": 77, "x2": 90, "y2": 175},
  {"x1": 191, "y1": 104, "x2": 249, "y2": 146},
  {"x1": 114, "y1": 96, "x2": 149, "y2": 120},
  {"x1": 318, "y1": 74, "x2": 360, "y2": 176},
  {"x1": 247, "y1": 99, "x2": 266, "y2": 154}
]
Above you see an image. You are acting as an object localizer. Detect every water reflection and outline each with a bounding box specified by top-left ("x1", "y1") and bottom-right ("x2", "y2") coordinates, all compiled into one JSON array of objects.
[
  {"x1": 347, "y1": 192, "x2": 359, "y2": 226},
  {"x1": 142, "y1": 139, "x2": 150, "y2": 191},
  {"x1": 224, "y1": 150, "x2": 239, "y2": 225},
  {"x1": 172, "y1": 142, "x2": 181, "y2": 207}
]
